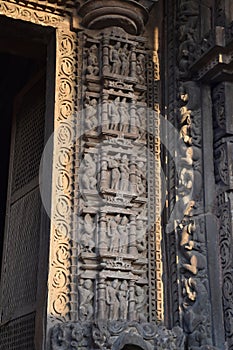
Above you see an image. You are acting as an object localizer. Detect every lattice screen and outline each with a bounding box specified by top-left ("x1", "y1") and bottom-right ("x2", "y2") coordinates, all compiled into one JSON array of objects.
[{"x1": 0, "y1": 74, "x2": 45, "y2": 327}]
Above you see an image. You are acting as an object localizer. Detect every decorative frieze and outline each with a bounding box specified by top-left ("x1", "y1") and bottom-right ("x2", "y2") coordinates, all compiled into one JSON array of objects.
[{"x1": 51, "y1": 320, "x2": 185, "y2": 350}]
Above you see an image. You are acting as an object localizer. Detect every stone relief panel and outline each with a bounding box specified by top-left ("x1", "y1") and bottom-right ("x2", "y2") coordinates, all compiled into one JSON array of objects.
[
  {"x1": 216, "y1": 193, "x2": 233, "y2": 349},
  {"x1": 48, "y1": 24, "x2": 167, "y2": 348},
  {"x1": 0, "y1": 2, "x2": 189, "y2": 349},
  {"x1": 213, "y1": 80, "x2": 233, "y2": 349},
  {"x1": 164, "y1": 1, "x2": 218, "y2": 347},
  {"x1": 51, "y1": 320, "x2": 185, "y2": 350},
  {"x1": 212, "y1": 82, "x2": 233, "y2": 141}
]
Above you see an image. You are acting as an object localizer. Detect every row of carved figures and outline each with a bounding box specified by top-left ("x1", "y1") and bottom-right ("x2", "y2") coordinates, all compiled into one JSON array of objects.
[
  {"x1": 85, "y1": 43, "x2": 145, "y2": 83},
  {"x1": 78, "y1": 278, "x2": 147, "y2": 322},
  {"x1": 84, "y1": 97, "x2": 147, "y2": 136},
  {"x1": 78, "y1": 214, "x2": 147, "y2": 255},
  {"x1": 79, "y1": 153, "x2": 147, "y2": 195}
]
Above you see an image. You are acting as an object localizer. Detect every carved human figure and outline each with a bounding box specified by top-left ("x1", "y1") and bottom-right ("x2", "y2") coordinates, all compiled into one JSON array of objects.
[
  {"x1": 135, "y1": 285, "x2": 147, "y2": 322},
  {"x1": 167, "y1": 146, "x2": 194, "y2": 225},
  {"x1": 118, "y1": 280, "x2": 128, "y2": 320},
  {"x1": 120, "y1": 44, "x2": 130, "y2": 76},
  {"x1": 118, "y1": 216, "x2": 129, "y2": 253},
  {"x1": 86, "y1": 44, "x2": 99, "y2": 76},
  {"x1": 84, "y1": 98, "x2": 98, "y2": 130},
  {"x1": 78, "y1": 279, "x2": 94, "y2": 321},
  {"x1": 80, "y1": 214, "x2": 95, "y2": 253},
  {"x1": 107, "y1": 214, "x2": 121, "y2": 252},
  {"x1": 106, "y1": 279, "x2": 120, "y2": 320},
  {"x1": 178, "y1": 28, "x2": 196, "y2": 76},
  {"x1": 136, "y1": 54, "x2": 145, "y2": 85},
  {"x1": 180, "y1": 221, "x2": 206, "y2": 275},
  {"x1": 108, "y1": 154, "x2": 121, "y2": 190},
  {"x1": 109, "y1": 41, "x2": 121, "y2": 74},
  {"x1": 136, "y1": 107, "x2": 147, "y2": 138},
  {"x1": 109, "y1": 97, "x2": 120, "y2": 130},
  {"x1": 183, "y1": 278, "x2": 211, "y2": 348},
  {"x1": 135, "y1": 162, "x2": 146, "y2": 195},
  {"x1": 80, "y1": 154, "x2": 97, "y2": 190},
  {"x1": 180, "y1": 118, "x2": 192, "y2": 145},
  {"x1": 136, "y1": 219, "x2": 147, "y2": 254},
  {"x1": 119, "y1": 98, "x2": 130, "y2": 133},
  {"x1": 119, "y1": 155, "x2": 130, "y2": 191}
]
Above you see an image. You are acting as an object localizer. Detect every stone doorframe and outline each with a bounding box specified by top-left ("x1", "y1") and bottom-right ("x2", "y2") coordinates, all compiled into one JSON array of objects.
[
  {"x1": 0, "y1": 0, "x2": 78, "y2": 343},
  {"x1": 0, "y1": 1, "x2": 168, "y2": 349}
]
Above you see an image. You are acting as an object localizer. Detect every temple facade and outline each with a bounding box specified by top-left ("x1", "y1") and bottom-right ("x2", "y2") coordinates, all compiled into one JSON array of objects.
[{"x1": 0, "y1": 1, "x2": 232, "y2": 349}]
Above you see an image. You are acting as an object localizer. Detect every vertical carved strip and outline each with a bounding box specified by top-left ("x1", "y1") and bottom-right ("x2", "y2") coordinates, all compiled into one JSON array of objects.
[
  {"x1": 48, "y1": 28, "x2": 77, "y2": 322},
  {"x1": 217, "y1": 194, "x2": 233, "y2": 349},
  {"x1": 163, "y1": 0, "x2": 180, "y2": 328},
  {"x1": 213, "y1": 83, "x2": 233, "y2": 349}
]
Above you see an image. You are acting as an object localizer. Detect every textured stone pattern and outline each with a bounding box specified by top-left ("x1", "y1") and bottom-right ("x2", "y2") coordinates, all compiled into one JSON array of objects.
[
  {"x1": 164, "y1": 0, "x2": 218, "y2": 349},
  {"x1": 213, "y1": 82, "x2": 233, "y2": 350},
  {"x1": 70, "y1": 27, "x2": 160, "y2": 330},
  {"x1": 50, "y1": 8, "x2": 171, "y2": 350},
  {"x1": 47, "y1": 28, "x2": 78, "y2": 323}
]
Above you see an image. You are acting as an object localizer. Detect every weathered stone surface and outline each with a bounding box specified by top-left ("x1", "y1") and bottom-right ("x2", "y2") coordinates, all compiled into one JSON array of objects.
[{"x1": 0, "y1": 0, "x2": 232, "y2": 349}]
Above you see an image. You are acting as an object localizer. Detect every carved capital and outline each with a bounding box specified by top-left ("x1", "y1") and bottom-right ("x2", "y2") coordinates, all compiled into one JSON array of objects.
[{"x1": 77, "y1": 0, "x2": 157, "y2": 35}]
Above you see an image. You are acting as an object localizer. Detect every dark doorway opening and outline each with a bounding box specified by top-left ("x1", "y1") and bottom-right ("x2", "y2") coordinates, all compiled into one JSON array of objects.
[
  {"x1": 0, "y1": 53, "x2": 45, "y2": 273},
  {"x1": 0, "y1": 15, "x2": 55, "y2": 350},
  {"x1": 0, "y1": 15, "x2": 49, "y2": 274}
]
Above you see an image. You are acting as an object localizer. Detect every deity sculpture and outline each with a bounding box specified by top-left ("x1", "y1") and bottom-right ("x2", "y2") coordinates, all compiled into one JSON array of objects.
[
  {"x1": 106, "y1": 279, "x2": 120, "y2": 320},
  {"x1": 119, "y1": 154, "x2": 130, "y2": 191},
  {"x1": 118, "y1": 280, "x2": 129, "y2": 320},
  {"x1": 180, "y1": 221, "x2": 206, "y2": 275},
  {"x1": 84, "y1": 98, "x2": 98, "y2": 130},
  {"x1": 120, "y1": 44, "x2": 130, "y2": 76},
  {"x1": 109, "y1": 97, "x2": 120, "y2": 130},
  {"x1": 135, "y1": 285, "x2": 147, "y2": 322},
  {"x1": 86, "y1": 44, "x2": 99, "y2": 76},
  {"x1": 79, "y1": 214, "x2": 95, "y2": 253},
  {"x1": 136, "y1": 54, "x2": 145, "y2": 85},
  {"x1": 135, "y1": 161, "x2": 146, "y2": 196},
  {"x1": 108, "y1": 154, "x2": 121, "y2": 190},
  {"x1": 107, "y1": 214, "x2": 121, "y2": 252},
  {"x1": 118, "y1": 216, "x2": 129, "y2": 253},
  {"x1": 109, "y1": 42, "x2": 121, "y2": 74},
  {"x1": 79, "y1": 153, "x2": 97, "y2": 190},
  {"x1": 119, "y1": 98, "x2": 130, "y2": 133},
  {"x1": 136, "y1": 107, "x2": 147, "y2": 138},
  {"x1": 78, "y1": 279, "x2": 94, "y2": 321},
  {"x1": 136, "y1": 219, "x2": 147, "y2": 254}
]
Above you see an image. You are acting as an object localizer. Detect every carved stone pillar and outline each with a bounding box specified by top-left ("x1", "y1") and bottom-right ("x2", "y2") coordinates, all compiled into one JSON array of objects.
[
  {"x1": 99, "y1": 211, "x2": 108, "y2": 254},
  {"x1": 50, "y1": 0, "x2": 184, "y2": 349},
  {"x1": 129, "y1": 214, "x2": 137, "y2": 255},
  {"x1": 102, "y1": 35, "x2": 110, "y2": 76}
]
